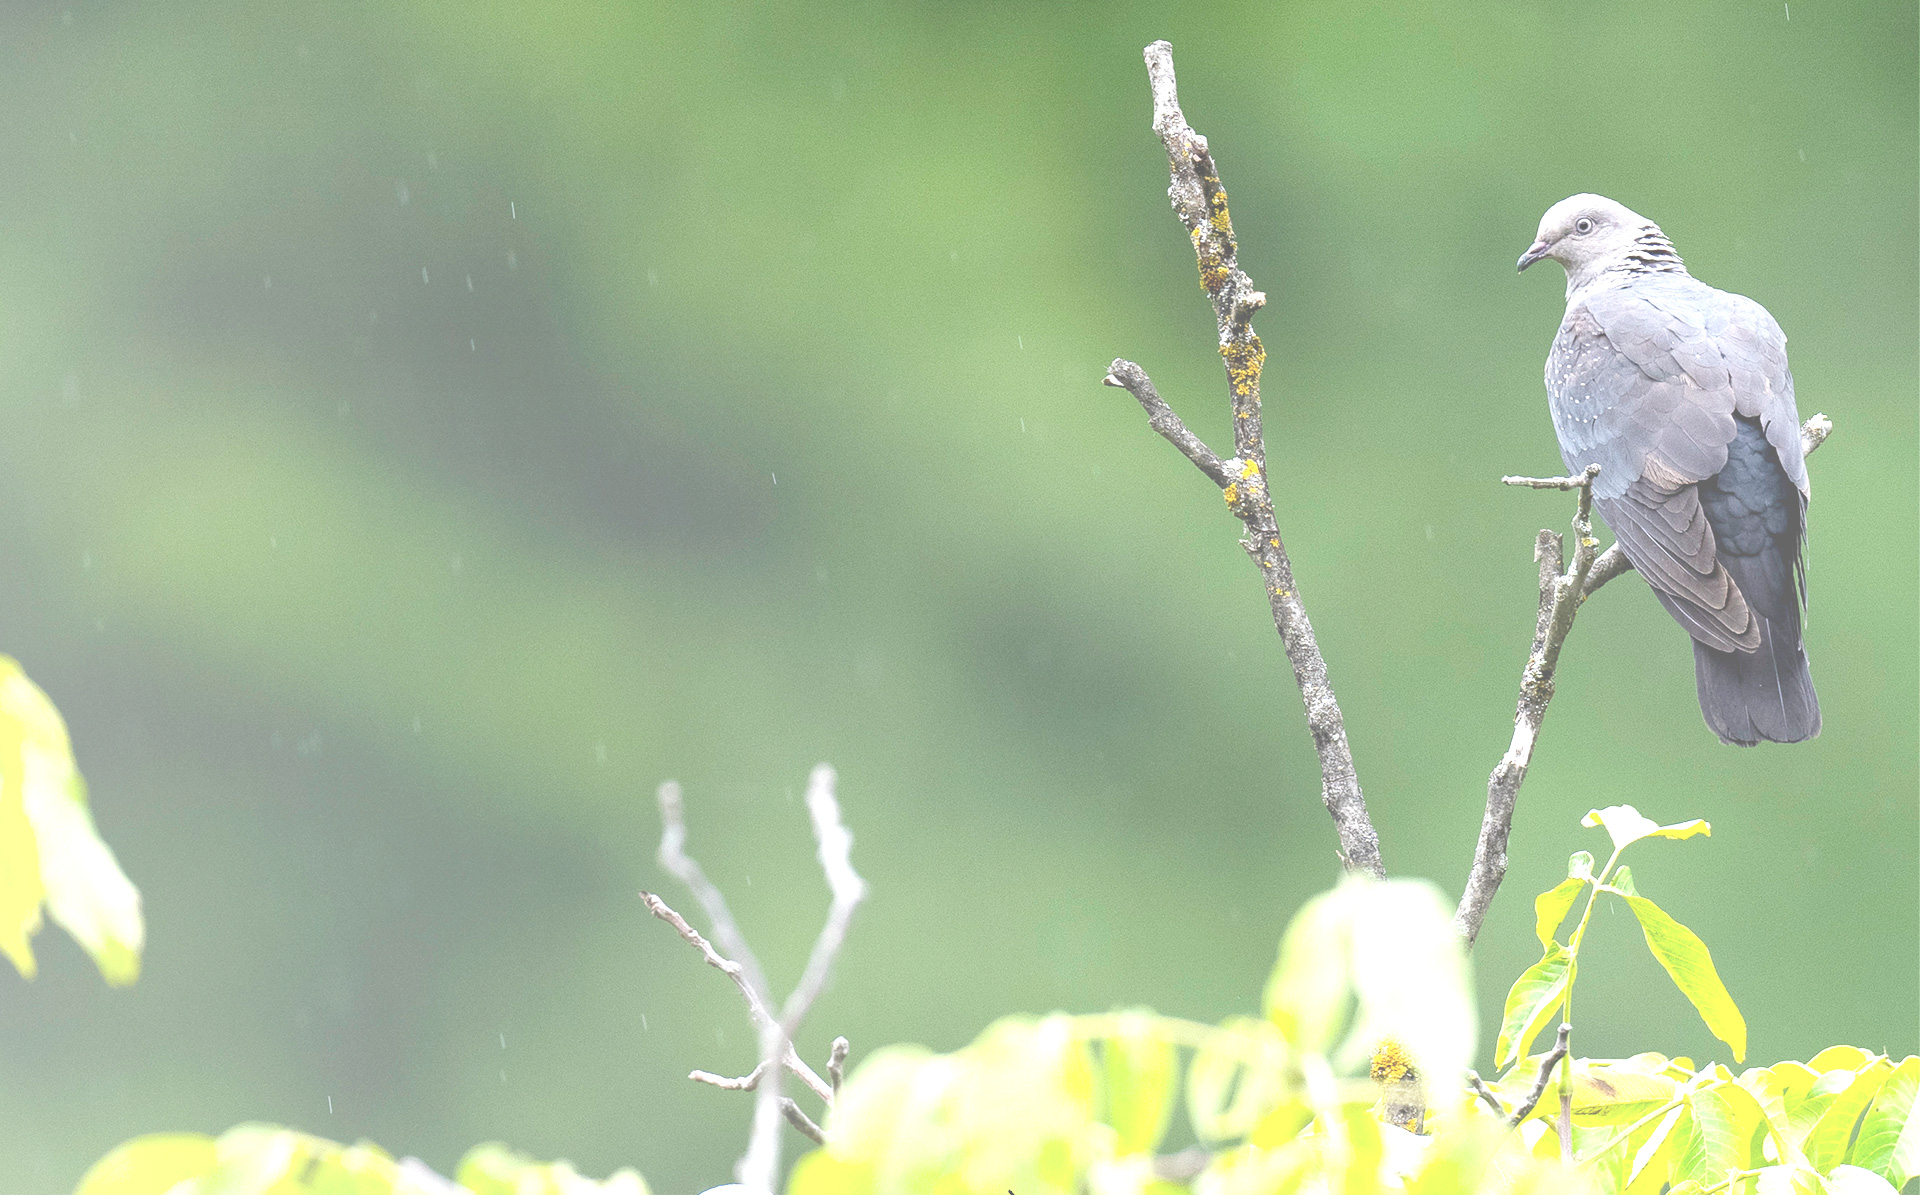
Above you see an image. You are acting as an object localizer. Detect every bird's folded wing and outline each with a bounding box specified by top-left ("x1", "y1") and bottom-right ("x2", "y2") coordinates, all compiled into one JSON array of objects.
[{"x1": 1549, "y1": 283, "x2": 1768, "y2": 651}]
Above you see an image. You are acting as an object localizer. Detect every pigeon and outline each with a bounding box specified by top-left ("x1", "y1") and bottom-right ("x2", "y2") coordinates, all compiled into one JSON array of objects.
[{"x1": 1518, "y1": 194, "x2": 1819, "y2": 745}]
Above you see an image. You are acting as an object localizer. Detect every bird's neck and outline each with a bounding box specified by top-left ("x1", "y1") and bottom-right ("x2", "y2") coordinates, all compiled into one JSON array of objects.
[{"x1": 1565, "y1": 225, "x2": 1691, "y2": 302}]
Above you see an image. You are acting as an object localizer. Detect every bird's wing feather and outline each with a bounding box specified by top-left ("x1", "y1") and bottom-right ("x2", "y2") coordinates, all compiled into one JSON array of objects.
[{"x1": 1546, "y1": 280, "x2": 1785, "y2": 651}]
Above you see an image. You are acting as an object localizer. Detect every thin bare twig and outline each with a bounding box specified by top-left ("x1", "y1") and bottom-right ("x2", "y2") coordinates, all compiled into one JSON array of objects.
[
  {"x1": 691, "y1": 1061, "x2": 770, "y2": 1091},
  {"x1": 1508, "y1": 1024, "x2": 1572, "y2": 1127},
  {"x1": 1466, "y1": 1070, "x2": 1508, "y2": 1118},
  {"x1": 1455, "y1": 468, "x2": 1601, "y2": 942},
  {"x1": 646, "y1": 768, "x2": 866, "y2": 1194},
  {"x1": 1456, "y1": 415, "x2": 1833, "y2": 941},
  {"x1": 636, "y1": 891, "x2": 834, "y2": 1105},
  {"x1": 780, "y1": 1099, "x2": 826, "y2": 1146},
  {"x1": 738, "y1": 765, "x2": 869, "y2": 1192},
  {"x1": 1106, "y1": 40, "x2": 1383, "y2": 878},
  {"x1": 827, "y1": 1037, "x2": 850, "y2": 1095}
]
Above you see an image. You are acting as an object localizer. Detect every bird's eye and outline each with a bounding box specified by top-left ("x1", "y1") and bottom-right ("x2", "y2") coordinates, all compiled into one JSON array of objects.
[{"x1": 1574, "y1": 217, "x2": 1595, "y2": 234}]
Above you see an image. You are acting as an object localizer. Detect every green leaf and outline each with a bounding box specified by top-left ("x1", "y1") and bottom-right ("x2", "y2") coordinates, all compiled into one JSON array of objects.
[
  {"x1": 1263, "y1": 884, "x2": 1353, "y2": 1055},
  {"x1": 785, "y1": 1150, "x2": 875, "y2": 1195},
  {"x1": 454, "y1": 1142, "x2": 650, "y2": 1194},
  {"x1": 1582, "y1": 805, "x2": 1710, "y2": 853},
  {"x1": 1746, "y1": 1062, "x2": 1824, "y2": 1129},
  {"x1": 1570, "y1": 1066, "x2": 1681, "y2": 1127},
  {"x1": 1336, "y1": 878, "x2": 1476, "y2": 1090},
  {"x1": 1100, "y1": 1010, "x2": 1179, "y2": 1156},
  {"x1": 1679, "y1": 1083, "x2": 1767, "y2": 1182},
  {"x1": 1188, "y1": 1016, "x2": 1294, "y2": 1144},
  {"x1": 1850, "y1": 1056, "x2": 1920, "y2": 1185},
  {"x1": 1806, "y1": 1059, "x2": 1894, "y2": 1173},
  {"x1": 1568, "y1": 851, "x2": 1596, "y2": 881},
  {"x1": 74, "y1": 1134, "x2": 217, "y2": 1195},
  {"x1": 1626, "y1": 1103, "x2": 1690, "y2": 1194},
  {"x1": 1823, "y1": 1164, "x2": 1900, "y2": 1195},
  {"x1": 1754, "y1": 1163, "x2": 1827, "y2": 1194},
  {"x1": 1610, "y1": 866, "x2": 1640, "y2": 898},
  {"x1": 1616, "y1": 892, "x2": 1746, "y2": 1063},
  {"x1": 1810, "y1": 1047, "x2": 1876, "y2": 1074},
  {"x1": 1535, "y1": 877, "x2": 1586, "y2": 950},
  {"x1": 1264, "y1": 876, "x2": 1476, "y2": 1096},
  {"x1": 1495, "y1": 944, "x2": 1569, "y2": 1070},
  {"x1": 0, "y1": 658, "x2": 143, "y2": 985}
]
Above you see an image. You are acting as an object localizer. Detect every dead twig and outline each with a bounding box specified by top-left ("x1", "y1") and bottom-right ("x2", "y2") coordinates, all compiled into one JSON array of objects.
[
  {"x1": 1105, "y1": 40, "x2": 1383, "y2": 879},
  {"x1": 1507, "y1": 1024, "x2": 1572, "y2": 1128},
  {"x1": 645, "y1": 766, "x2": 866, "y2": 1193},
  {"x1": 1456, "y1": 416, "x2": 1831, "y2": 942}
]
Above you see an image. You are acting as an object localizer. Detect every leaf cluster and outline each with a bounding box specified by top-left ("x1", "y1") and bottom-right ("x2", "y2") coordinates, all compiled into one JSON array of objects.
[{"x1": 75, "y1": 1126, "x2": 651, "y2": 1195}]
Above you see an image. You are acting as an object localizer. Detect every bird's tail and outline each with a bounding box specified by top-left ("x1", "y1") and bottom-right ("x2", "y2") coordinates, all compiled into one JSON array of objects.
[{"x1": 1692, "y1": 612, "x2": 1820, "y2": 746}]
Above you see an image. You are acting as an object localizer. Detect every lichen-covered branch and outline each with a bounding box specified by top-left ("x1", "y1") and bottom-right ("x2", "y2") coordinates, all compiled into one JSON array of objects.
[
  {"x1": 1105, "y1": 40, "x2": 1383, "y2": 879},
  {"x1": 1455, "y1": 415, "x2": 1833, "y2": 942}
]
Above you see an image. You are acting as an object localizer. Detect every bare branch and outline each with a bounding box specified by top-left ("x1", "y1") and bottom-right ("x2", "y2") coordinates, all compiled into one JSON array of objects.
[
  {"x1": 1459, "y1": 414, "x2": 1833, "y2": 942},
  {"x1": 656, "y1": 781, "x2": 772, "y2": 1006},
  {"x1": 691, "y1": 1061, "x2": 770, "y2": 1091},
  {"x1": 1456, "y1": 470, "x2": 1601, "y2": 942},
  {"x1": 1102, "y1": 360, "x2": 1234, "y2": 488},
  {"x1": 828, "y1": 1037, "x2": 850, "y2": 1095},
  {"x1": 1502, "y1": 465, "x2": 1601, "y2": 491},
  {"x1": 1114, "y1": 41, "x2": 1383, "y2": 878},
  {"x1": 780, "y1": 1098, "x2": 827, "y2": 1145},
  {"x1": 737, "y1": 764, "x2": 868, "y2": 1195},
  {"x1": 638, "y1": 889, "x2": 834, "y2": 1105},
  {"x1": 1508, "y1": 1024, "x2": 1573, "y2": 1128},
  {"x1": 1466, "y1": 1071, "x2": 1508, "y2": 1118}
]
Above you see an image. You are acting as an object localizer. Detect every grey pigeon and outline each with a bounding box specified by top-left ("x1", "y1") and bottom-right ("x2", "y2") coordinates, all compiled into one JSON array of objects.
[{"x1": 1518, "y1": 194, "x2": 1818, "y2": 745}]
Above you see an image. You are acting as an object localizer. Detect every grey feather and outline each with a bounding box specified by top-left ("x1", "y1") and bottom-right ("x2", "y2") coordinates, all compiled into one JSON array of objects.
[{"x1": 1521, "y1": 194, "x2": 1818, "y2": 744}]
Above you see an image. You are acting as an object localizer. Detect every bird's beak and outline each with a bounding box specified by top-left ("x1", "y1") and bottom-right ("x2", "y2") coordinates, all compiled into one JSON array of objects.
[{"x1": 1516, "y1": 238, "x2": 1553, "y2": 273}]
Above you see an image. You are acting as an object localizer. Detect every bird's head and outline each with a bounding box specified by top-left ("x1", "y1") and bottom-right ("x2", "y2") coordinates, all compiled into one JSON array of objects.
[{"x1": 1518, "y1": 194, "x2": 1677, "y2": 295}]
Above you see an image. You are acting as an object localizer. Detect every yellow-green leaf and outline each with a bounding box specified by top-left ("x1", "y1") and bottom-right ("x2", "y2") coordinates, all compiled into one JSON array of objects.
[
  {"x1": 1336, "y1": 878, "x2": 1476, "y2": 1092},
  {"x1": 1680, "y1": 1083, "x2": 1767, "y2": 1182},
  {"x1": 1850, "y1": 1056, "x2": 1920, "y2": 1186},
  {"x1": 455, "y1": 1142, "x2": 650, "y2": 1194},
  {"x1": 1582, "y1": 805, "x2": 1710, "y2": 853},
  {"x1": 1263, "y1": 884, "x2": 1352, "y2": 1055},
  {"x1": 1571, "y1": 1067, "x2": 1680, "y2": 1127},
  {"x1": 1626, "y1": 1103, "x2": 1690, "y2": 1194},
  {"x1": 1496, "y1": 944, "x2": 1569, "y2": 1070},
  {"x1": 1188, "y1": 1016, "x2": 1293, "y2": 1144},
  {"x1": 1806, "y1": 1059, "x2": 1893, "y2": 1173},
  {"x1": 1535, "y1": 877, "x2": 1586, "y2": 951},
  {"x1": 1810, "y1": 1047, "x2": 1875, "y2": 1074},
  {"x1": 1823, "y1": 1164, "x2": 1900, "y2": 1194},
  {"x1": 1617, "y1": 893, "x2": 1745, "y2": 1062},
  {"x1": 0, "y1": 658, "x2": 143, "y2": 985},
  {"x1": 1101, "y1": 1010, "x2": 1179, "y2": 1156},
  {"x1": 786, "y1": 1149, "x2": 875, "y2": 1195},
  {"x1": 74, "y1": 1134, "x2": 217, "y2": 1195}
]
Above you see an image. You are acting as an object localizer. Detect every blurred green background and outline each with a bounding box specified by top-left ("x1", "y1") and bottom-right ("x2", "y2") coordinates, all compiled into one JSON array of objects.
[{"x1": 0, "y1": 1, "x2": 1912, "y2": 1191}]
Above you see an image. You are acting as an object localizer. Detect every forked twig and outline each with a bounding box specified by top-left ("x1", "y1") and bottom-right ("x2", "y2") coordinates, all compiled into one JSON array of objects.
[
  {"x1": 644, "y1": 766, "x2": 867, "y2": 1192},
  {"x1": 1456, "y1": 415, "x2": 1831, "y2": 942},
  {"x1": 1105, "y1": 41, "x2": 1383, "y2": 879}
]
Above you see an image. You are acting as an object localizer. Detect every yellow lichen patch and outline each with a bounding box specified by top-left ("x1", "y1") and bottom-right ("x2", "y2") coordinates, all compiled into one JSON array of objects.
[
  {"x1": 1239, "y1": 458, "x2": 1260, "y2": 479},
  {"x1": 1221, "y1": 335, "x2": 1266, "y2": 400},
  {"x1": 1208, "y1": 189, "x2": 1233, "y2": 237},
  {"x1": 1223, "y1": 483, "x2": 1239, "y2": 505},
  {"x1": 1370, "y1": 1039, "x2": 1416, "y2": 1086}
]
